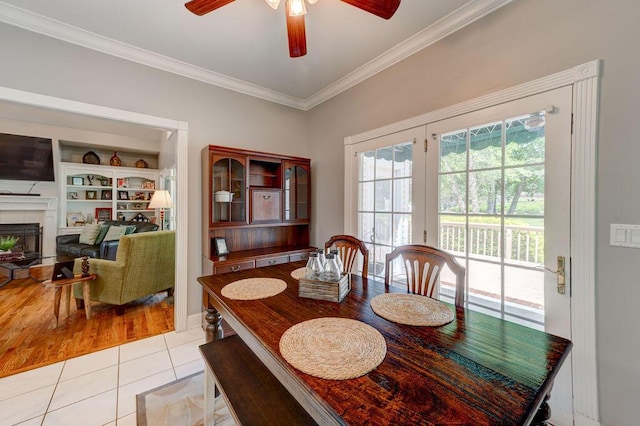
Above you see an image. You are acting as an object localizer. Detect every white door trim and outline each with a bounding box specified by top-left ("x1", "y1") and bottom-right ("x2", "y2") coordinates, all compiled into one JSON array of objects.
[
  {"x1": 344, "y1": 60, "x2": 601, "y2": 425},
  {"x1": 0, "y1": 85, "x2": 190, "y2": 333}
]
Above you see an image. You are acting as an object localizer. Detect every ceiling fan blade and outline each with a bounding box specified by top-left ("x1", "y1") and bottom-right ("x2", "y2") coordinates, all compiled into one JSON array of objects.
[
  {"x1": 340, "y1": 0, "x2": 401, "y2": 20},
  {"x1": 184, "y1": 0, "x2": 235, "y2": 16},
  {"x1": 286, "y1": 12, "x2": 307, "y2": 58}
]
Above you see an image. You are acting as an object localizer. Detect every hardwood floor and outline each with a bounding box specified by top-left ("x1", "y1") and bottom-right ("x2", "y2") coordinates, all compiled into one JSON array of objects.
[{"x1": 0, "y1": 265, "x2": 174, "y2": 378}]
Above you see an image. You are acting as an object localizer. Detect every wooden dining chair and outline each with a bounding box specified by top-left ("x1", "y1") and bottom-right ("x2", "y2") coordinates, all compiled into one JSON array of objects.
[
  {"x1": 324, "y1": 234, "x2": 369, "y2": 277},
  {"x1": 384, "y1": 244, "x2": 465, "y2": 307}
]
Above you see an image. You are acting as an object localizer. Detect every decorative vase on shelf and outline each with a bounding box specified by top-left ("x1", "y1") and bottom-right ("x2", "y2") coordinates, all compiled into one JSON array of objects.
[
  {"x1": 110, "y1": 151, "x2": 122, "y2": 166},
  {"x1": 135, "y1": 159, "x2": 148, "y2": 168}
]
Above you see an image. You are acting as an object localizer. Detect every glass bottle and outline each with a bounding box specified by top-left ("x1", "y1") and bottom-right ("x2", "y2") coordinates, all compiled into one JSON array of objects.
[
  {"x1": 316, "y1": 248, "x2": 326, "y2": 268},
  {"x1": 323, "y1": 253, "x2": 341, "y2": 282},
  {"x1": 330, "y1": 249, "x2": 343, "y2": 275},
  {"x1": 305, "y1": 252, "x2": 323, "y2": 279}
]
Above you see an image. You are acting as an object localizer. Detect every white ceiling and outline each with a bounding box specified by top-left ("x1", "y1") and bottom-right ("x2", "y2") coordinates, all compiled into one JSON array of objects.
[{"x1": 0, "y1": 0, "x2": 511, "y2": 110}]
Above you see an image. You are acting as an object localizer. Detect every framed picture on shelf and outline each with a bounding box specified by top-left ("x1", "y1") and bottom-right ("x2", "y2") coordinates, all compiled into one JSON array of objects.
[
  {"x1": 214, "y1": 237, "x2": 229, "y2": 256},
  {"x1": 68, "y1": 192, "x2": 79, "y2": 200},
  {"x1": 132, "y1": 203, "x2": 144, "y2": 210},
  {"x1": 117, "y1": 203, "x2": 128, "y2": 210},
  {"x1": 142, "y1": 180, "x2": 155, "y2": 189},
  {"x1": 66, "y1": 212, "x2": 84, "y2": 227},
  {"x1": 95, "y1": 208, "x2": 112, "y2": 222},
  {"x1": 117, "y1": 178, "x2": 129, "y2": 188},
  {"x1": 86, "y1": 190, "x2": 97, "y2": 200},
  {"x1": 118, "y1": 191, "x2": 129, "y2": 200},
  {"x1": 72, "y1": 177, "x2": 84, "y2": 186},
  {"x1": 101, "y1": 190, "x2": 112, "y2": 200}
]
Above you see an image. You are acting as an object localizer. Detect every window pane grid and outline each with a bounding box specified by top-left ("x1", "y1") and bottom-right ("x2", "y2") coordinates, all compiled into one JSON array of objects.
[
  {"x1": 438, "y1": 112, "x2": 546, "y2": 328},
  {"x1": 358, "y1": 142, "x2": 413, "y2": 280}
]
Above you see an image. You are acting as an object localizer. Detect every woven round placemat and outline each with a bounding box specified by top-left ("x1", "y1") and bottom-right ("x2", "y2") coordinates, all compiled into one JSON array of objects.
[
  {"x1": 290, "y1": 267, "x2": 307, "y2": 280},
  {"x1": 370, "y1": 293, "x2": 454, "y2": 326},
  {"x1": 221, "y1": 278, "x2": 287, "y2": 300},
  {"x1": 279, "y1": 317, "x2": 386, "y2": 380}
]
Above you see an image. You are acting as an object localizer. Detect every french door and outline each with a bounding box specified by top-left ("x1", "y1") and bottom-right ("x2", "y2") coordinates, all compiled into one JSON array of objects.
[
  {"x1": 425, "y1": 86, "x2": 574, "y2": 425},
  {"x1": 348, "y1": 127, "x2": 425, "y2": 280}
]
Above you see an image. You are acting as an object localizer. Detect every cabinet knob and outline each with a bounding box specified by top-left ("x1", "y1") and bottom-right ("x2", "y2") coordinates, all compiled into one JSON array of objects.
[
  {"x1": 262, "y1": 195, "x2": 271, "y2": 200},
  {"x1": 231, "y1": 265, "x2": 240, "y2": 272}
]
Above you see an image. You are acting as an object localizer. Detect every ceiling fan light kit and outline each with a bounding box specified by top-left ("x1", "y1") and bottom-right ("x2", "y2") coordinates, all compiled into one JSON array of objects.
[
  {"x1": 264, "y1": 0, "x2": 280, "y2": 10},
  {"x1": 287, "y1": 0, "x2": 307, "y2": 17},
  {"x1": 185, "y1": 0, "x2": 401, "y2": 57}
]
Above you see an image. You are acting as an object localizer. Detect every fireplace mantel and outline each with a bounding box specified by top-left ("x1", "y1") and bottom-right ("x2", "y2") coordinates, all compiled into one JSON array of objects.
[{"x1": 0, "y1": 195, "x2": 56, "y2": 211}]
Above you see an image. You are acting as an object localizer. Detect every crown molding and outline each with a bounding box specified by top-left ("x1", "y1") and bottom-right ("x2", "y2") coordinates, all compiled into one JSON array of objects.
[
  {"x1": 0, "y1": 2, "x2": 307, "y2": 109},
  {"x1": 0, "y1": 0, "x2": 511, "y2": 111}
]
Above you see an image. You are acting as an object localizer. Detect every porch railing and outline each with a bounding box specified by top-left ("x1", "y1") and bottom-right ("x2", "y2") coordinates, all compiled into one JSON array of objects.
[{"x1": 439, "y1": 221, "x2": 543, "y2": 265}]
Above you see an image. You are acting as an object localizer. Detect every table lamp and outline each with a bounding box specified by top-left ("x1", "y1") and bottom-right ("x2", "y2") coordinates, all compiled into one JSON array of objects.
[{"x1": 148, "y1": 190, "x2": 174, "y2": 230}]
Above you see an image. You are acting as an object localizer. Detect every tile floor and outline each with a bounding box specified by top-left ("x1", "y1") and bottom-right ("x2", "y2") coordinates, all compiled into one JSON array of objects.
[{"x1": 0, "y1": 327, "x2": 206, "y2": 426}]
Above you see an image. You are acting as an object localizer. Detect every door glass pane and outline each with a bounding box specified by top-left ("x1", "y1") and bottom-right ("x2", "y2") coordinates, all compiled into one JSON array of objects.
[
  {"x1": 394, "y1": 144, "x2": 412, "y2": 177},
  {"x1": 505, "y1": 113, "x2": 545, "y2": 167},
  {"x1": 504, "y1": 166, "x2": 544, "y2": 216},
  {"x1": 284, "y1": 168, "x2": 291, "y2": 220},
  {"x1": 359, "y1": 182, "x2": 374, "y2": 211},
  {"x1": 393, "y1": 214, "x2": 412, "y2": 246},
  {"x1": 393, "y1": 178, "x2": 411, "y2": 212},
  {"x1": 374, "y1": 213, "x2": 392, "y2": 246},
  {"x1": 374, "y1": 180, "x2": 392, "y2": 212},
  {"x1": 468, "y1": 170, "x2": 502, "y2": 215},
  {"x1": 439, "y1": 173, "x2": 466, "y2": 214},
  {"x1": 440, "y1": 130, "x2": 467, "y2": 173},
  {"x1": 375, "y1": 147, "x2": 393, "y2": 180},
  {"x1": 295, "y1": 166, "x2": 309, "y2": 220},
  {"x1": 359, "y1": 213, "x2": 374, "y2": 244},
  {"x1": 360, "y1": 153, "x2": 375, "y2": 181},
  {"x1": 469, "y1": 122, "x2": 502, "y2": 170},
  {"x1": 438, "y1": 111, "x2": 546, "y2": 329}
]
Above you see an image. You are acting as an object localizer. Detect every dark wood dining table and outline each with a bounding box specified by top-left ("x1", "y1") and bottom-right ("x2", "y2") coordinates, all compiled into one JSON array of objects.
[{"x1": 198, "y1": 261, "x2": 572, "y2": 425}]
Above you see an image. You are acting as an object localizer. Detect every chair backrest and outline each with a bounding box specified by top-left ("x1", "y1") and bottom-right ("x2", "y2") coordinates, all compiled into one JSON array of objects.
[
  {"x1": 324, "y1": 234, "x2": 369, "y2": 277},
  {"x1": 384, "y1": 244, "x2": 465, "y2": 307}
]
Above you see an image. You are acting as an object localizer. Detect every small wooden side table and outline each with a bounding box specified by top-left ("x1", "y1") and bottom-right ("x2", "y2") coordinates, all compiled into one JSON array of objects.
[{"x1": 43, "y1": 274, "x2": 97, "y2": 327}]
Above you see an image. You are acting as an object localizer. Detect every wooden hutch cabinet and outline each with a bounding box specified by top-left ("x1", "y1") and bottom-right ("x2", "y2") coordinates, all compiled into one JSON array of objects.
[{"x1": 202, "y1": 145, "x2": 314, "y2": 276}]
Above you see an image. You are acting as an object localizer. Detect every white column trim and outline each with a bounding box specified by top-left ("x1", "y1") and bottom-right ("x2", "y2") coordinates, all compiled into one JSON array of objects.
[
  {"x1": 571, "y1": 63, "x2": 600, "y2": 425},
  {"x1": 344, "y1": 60, "x2": 601, "y2": 424},
  {"x1": 174, "y1": 123, "x2": 189, "y2": 332}
]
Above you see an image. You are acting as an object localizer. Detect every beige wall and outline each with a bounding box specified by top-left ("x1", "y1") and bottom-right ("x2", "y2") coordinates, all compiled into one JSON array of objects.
[
  {"x1": 1, "y1": 0, "x2": 639, "y2": 423},
  {"x1": 307, "y1": 0, "x2": 640, "y2": 424}
]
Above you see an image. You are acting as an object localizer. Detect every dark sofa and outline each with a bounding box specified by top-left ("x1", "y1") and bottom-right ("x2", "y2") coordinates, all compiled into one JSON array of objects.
[{"x1": 56, "y1": 220, "x2": 159, "y2": 261}]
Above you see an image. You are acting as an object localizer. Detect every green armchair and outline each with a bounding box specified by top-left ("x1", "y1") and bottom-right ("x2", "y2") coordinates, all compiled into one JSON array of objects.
[{"x1": 73, "y1": 230, "x2": 175, "y2": 315}]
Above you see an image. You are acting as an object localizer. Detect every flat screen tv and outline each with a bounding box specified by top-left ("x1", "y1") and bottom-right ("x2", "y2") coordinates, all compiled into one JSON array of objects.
[{"x1": 0, "y1": 133, "x2": 55, "y2": 181}]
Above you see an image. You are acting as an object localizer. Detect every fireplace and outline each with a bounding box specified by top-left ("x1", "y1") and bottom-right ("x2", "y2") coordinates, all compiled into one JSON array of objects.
[
  {"x1": 0, "y1": 196, "x2": 56, "y2": 261},
  {"x1": 0, "y1": 223, "x2": 42, "y2": 257}
]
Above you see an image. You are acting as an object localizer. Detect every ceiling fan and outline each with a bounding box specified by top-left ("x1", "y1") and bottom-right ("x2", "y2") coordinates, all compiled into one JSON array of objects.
[{"x1": 184, "y1": 0, "x2": 401, "y2": 58}]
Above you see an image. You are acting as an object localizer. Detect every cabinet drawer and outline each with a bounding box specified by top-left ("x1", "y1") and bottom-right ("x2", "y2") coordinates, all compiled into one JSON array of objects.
[
  {"x1": 289, "y1": 253, "x2": 310, "y2": 262},
  {"x1": 256, "y1": 255, "x2": 289, "y2": 268},
  {"x1": 251, "y1": 189, "x2": 281, "y2": 223},
  {"x1": 214, "y1": 260, "x2": 255, "y2": 274}
]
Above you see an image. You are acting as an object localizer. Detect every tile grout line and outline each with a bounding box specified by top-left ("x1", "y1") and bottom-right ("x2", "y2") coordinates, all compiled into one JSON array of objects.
[
  {"x1": 114, "y1": 345, "x2": 121, "y2": 425},
  {"x1": 40, "y1": 358, "x2": 66, "y2": 425}
]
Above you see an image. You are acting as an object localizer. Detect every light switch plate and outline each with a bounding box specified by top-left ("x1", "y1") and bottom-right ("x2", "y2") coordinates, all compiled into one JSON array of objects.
[{"x1": 610, "y1": 224, "x2": 640, "y2": 248}]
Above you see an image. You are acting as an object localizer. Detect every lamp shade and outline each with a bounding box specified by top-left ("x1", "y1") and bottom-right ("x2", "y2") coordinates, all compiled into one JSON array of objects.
[{"x1": 148, "y1": 190, "x2": 174, "y2": 209}]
